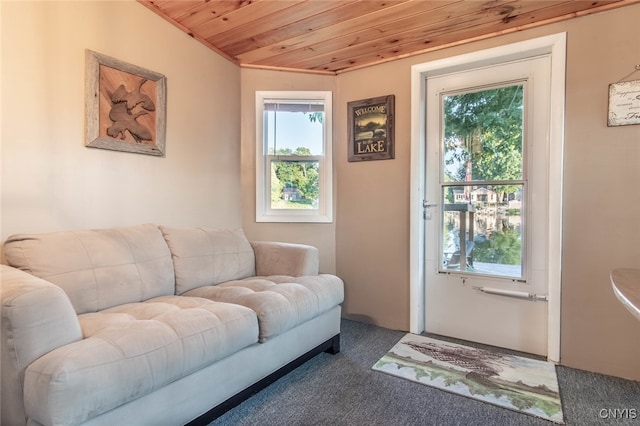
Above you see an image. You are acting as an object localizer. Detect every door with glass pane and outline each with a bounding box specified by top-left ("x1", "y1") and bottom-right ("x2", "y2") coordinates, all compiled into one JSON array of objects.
[{"x1": 424, "y1": 57, "x2": 551, "y2": 356}]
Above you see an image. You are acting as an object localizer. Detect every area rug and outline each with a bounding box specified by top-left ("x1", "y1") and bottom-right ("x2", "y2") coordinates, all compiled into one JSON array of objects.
[{"x1": 373, "y1": 334, "x2": 564, "y2": 424}]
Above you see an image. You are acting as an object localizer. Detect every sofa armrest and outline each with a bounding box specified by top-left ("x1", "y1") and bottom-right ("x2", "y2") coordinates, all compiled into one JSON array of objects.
[
  {"x1": 1, "y1": 265, "x2": 82, "y2": 425},
  {"x1": 250, "y1": 241, "x2": 320, "y2": 277}
]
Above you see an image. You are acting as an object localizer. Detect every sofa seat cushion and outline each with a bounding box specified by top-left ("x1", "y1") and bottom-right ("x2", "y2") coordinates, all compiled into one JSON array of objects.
[
  {"x1": 184, "y1": 274, "x2": 344, "y2": 342},
  {"x1": 23, "y1": 296, "x2": 258, "y2": 426}
]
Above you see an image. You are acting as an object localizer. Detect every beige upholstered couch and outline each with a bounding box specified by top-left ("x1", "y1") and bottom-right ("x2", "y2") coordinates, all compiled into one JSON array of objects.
[{"x1": 1, "y1": 224, "x2": 344, "y2": 426}]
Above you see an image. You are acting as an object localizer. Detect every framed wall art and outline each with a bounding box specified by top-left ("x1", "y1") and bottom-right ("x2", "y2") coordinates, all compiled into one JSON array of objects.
[
  {"x1": 347, "y1": 95, "x2": 395, "y2": 162},
  {"x1": 85, "y1": 49, "x2": 167, "y2": 156},
  {"x1": 608, "y1": 78, "x2": 640, "y2": 127}
]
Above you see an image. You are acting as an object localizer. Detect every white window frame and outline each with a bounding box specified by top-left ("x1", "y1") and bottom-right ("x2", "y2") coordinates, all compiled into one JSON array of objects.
[{"x1": 255, "y1": 91, "x2": 333, "y2": 223}]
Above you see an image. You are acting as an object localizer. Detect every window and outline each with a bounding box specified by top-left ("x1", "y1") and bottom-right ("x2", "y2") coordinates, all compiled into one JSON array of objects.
[
  {"x1": 439, "y1": 84, "x2": 526, "y2": 278},
  {"x1": 256, "y1": 91, "x2": 333, "y2": 222}
]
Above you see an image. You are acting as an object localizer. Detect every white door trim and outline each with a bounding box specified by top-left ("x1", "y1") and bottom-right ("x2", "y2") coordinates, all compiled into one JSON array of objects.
[{"x1": 409, "y1": 33, "x2": 566, "y2": 362}]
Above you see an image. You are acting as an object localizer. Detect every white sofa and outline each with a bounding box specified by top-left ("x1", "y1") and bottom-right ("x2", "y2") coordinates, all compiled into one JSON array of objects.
[{"x1": 1, "y1": 224, "x2": 344, "y2": 426}]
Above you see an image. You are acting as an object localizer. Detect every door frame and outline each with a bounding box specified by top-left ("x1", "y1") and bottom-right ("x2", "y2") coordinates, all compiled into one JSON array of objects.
[{"x1": 409, "y1": 33, "x2": 566, "y2": 362}]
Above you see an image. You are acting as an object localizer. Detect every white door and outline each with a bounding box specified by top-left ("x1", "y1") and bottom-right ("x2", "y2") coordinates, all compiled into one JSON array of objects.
[{"x1": 424, "y1": 56, "x2": 551, "y2": 356}]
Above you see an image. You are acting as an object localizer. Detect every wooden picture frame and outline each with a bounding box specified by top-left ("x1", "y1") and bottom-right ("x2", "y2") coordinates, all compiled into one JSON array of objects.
[
  {"x1": 347, "y1": 95, "x2": 395, "y2": 162},
  {"x1": 607, "y1": 79, "x2": 640, "y2": 127},
  {"x1": 85, "y1": 50, "x2": 167, "y2": 156}
]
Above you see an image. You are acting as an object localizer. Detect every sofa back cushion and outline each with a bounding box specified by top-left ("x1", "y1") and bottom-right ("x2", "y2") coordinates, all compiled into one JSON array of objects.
[
  {"x1": 160, "y1": 226, "x2": 255, "y2": 294},
  {"x1": 3, "y1": 224, "x2": 175, "y2": 314}
]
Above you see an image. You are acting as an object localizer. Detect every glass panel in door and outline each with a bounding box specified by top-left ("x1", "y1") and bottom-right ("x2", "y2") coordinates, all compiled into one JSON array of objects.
[{"x1": 440, "y1": 85, "x2": 525, "y2": 279}]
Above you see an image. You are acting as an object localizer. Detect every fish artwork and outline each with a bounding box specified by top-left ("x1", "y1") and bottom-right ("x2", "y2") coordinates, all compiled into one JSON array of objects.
[{"x1": 107, "y1": 78, "x2": 155, "y2": 143}]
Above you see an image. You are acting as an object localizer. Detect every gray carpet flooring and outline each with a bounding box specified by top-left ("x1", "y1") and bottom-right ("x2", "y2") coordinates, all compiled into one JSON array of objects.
[{"x1": 210, "y1": 319, "x2": 639, "y2": 426}]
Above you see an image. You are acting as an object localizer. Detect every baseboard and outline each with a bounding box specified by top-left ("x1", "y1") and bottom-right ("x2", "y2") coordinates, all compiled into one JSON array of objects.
[{"x1": 186, "y1": 333, "x2": 341, "y2": 426}]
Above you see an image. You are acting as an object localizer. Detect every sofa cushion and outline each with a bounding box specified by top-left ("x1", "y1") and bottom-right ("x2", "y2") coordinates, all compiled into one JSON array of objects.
[
  {"x1": 184, "y1": 274, "x2": 344, "y2": 342},
  {"x1": 3, "y1": 224, "x2": 175, "y2": 314},
  {"x1": 160, "y1": 226, "x2": 256, "y2": 294},
  {"x1": 23, "y1": 296, "x2": 259, "y2": 426},
  {"x1": 1, "y1": 265, "x2": 84, "y2": 426}
]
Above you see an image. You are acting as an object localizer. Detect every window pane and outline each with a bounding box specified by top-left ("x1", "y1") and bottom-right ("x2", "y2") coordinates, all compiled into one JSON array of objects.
[
  {"x1": 442, "y1": 184, "x2": 523, "y2": 278},
  {"x1": 265, "y1": 108, "x2": 324, "y2": 156},
  {"x1": 443, "y1": 85, "x2": 523, "y2": 183},
  {"x1": 256, "y1": 91, "x2": 332, "y2": 223},
  {"x1": 270, "y1": 159, "x2": 319, "y2": 210}
]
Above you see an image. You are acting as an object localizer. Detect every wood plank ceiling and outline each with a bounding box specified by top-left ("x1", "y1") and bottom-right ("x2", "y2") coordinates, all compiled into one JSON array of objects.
[{"x1": 139, "y1": 0, "x2": 638, "y2": 75}]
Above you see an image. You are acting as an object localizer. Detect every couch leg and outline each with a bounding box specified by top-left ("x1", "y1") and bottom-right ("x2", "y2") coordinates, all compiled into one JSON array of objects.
[{"x1": 324, "y1": 333, "x2": 340, "y2": 354}]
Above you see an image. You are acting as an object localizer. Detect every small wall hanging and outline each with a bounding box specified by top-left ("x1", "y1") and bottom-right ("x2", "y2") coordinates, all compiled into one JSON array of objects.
[
  {"x1": 85, "y1": 50, "x2": 167, "y2": 156},
  {"x1": 607, "y1": 64, "x2": 640, "y2": 127},
  {"x1": 348, "y1": 95, "x2": 395, "y2": 162}
]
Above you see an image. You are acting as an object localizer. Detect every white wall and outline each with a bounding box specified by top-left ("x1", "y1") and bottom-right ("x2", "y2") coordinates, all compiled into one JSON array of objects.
[{"x1": 1, "y1": 1, "x2": 242, "y2": 245}]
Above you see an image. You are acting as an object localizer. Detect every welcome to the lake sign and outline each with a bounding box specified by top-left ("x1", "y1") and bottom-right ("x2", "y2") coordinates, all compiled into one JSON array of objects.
[{"x1": 348, "y1": 95, "x2": 395, "y2": 162}]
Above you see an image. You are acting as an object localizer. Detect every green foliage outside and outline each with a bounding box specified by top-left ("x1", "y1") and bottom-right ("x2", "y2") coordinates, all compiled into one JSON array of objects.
[
  {"x1": 270, "y1": 146, "x2": 319, "y2": 209},
  {"x1": 269, "y1": 112, "x2": 323, "y2": 209},
  {"x1": 444, "y1": 85, "x2": 523, "y2": 198},
  {"x1": 443, "y1": 86, "x2": 525, "y2": 269},
  {"x1": 474, "y1": 228, "x2": 521, "y2": 265},
  {"x1": 307, "y1": 111, "x2": 323, "y2": 124}
]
